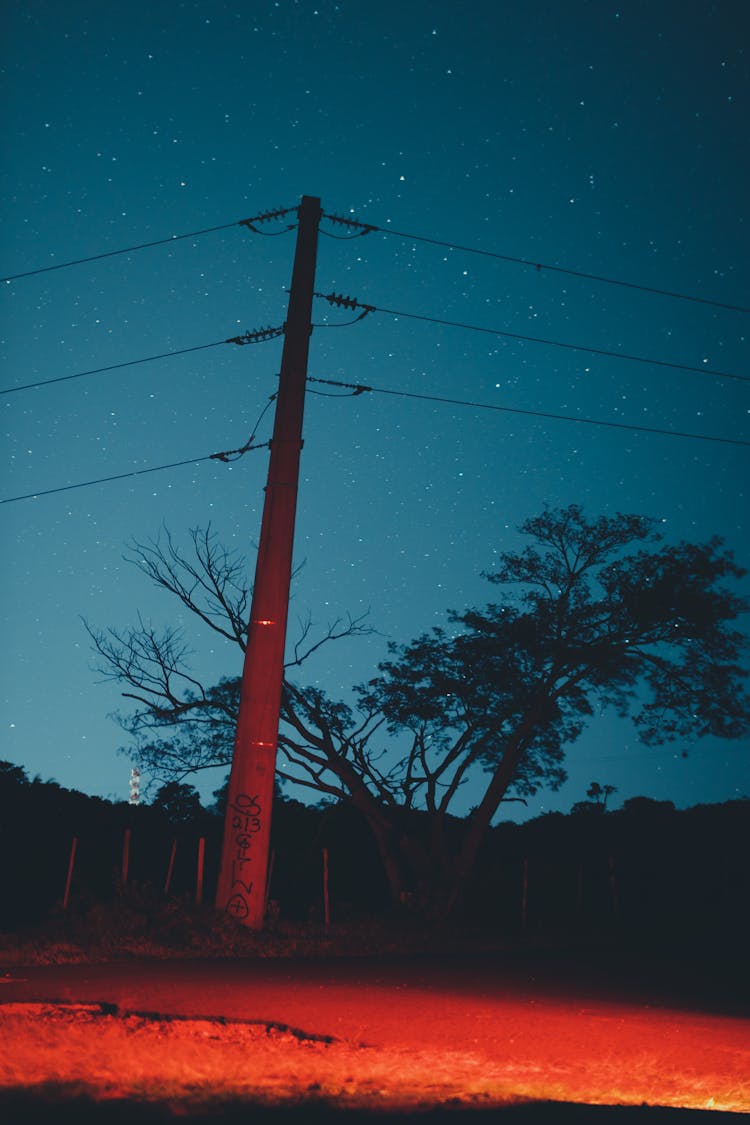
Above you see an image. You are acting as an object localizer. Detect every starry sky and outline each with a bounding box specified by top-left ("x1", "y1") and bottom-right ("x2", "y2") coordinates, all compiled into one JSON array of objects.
[{"x1": 2, "y1": 0, "x2": 749, "y2": 819}]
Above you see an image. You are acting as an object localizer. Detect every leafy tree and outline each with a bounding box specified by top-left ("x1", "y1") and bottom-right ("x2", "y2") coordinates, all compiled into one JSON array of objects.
[
  {"x1": 0, "y1": 760, "x2": 30, "y2": 791},
  {"x1": 150, "y1": 781, "x2": 204, "y2": 824},
  {"x1": 87, "y1": 508, "x2": 750, "y2": 918},
  {"x1": 571, "y1": 781, "x2": 617, "y2": 815},
  {"x1": 358, "y1": 506, "x2": 749, "y2": 914}
]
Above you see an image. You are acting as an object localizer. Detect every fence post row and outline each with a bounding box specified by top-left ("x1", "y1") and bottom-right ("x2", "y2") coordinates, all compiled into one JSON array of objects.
[{"x1": 60, "y1": 829, "x2": 633, "y2": 929}]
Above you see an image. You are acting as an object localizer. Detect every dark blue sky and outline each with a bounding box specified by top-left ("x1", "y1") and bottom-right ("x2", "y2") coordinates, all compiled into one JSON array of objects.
[{"x1": 2, "y1": 0, "x2": 748, "y2": 816}]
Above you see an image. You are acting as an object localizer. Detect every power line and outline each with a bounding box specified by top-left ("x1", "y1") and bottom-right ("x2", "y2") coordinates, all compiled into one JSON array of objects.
[
  {"x1": 0, "y1": 340, "x2": 229, "y2": 396},
  {"x1": 0, "y1": 443, "x2": 270, "y2": 506},
  {"x1": 0, "y1": 207, "x2": 297, "y2": 283},
  {"x1": 1, "y1": 222, "x2": 237, "y2": 283},
  {"x1": 210, "y1": 395, "x2": 277, "y2": 462},
  {"x1": 5, "y1": 367, "x2": 747, "y2": 506},
  {"x1": 315, "y1": 291, "x2": 750, "y2": 385},
  {"x1": 322, "y1": 212, "x2": 750, "y2": 315},
  {"x1": 7, "y1": 304, "x2": 747, "y2": 405},
  {"x1": 2, "y1": 380, "x2": 278, "y2": 503},
  {"x1": 0, "y1": 455, "x2": 218, "y2": 504},
  {"x1": 307, "y1": 377, "x2": 750, "y2": 449},
  {"x1": 0, "y1": 325, "x2": 285, "y2": 396},
  {"x1": 3, "y1": 292, "x2": 746, "y2": 451},
  {"x1": 5, "y1": 202, "x2": 747, "y2": 320},
  {"x1": 3, "y1": 319, "x2": 747, "y2": 447}
]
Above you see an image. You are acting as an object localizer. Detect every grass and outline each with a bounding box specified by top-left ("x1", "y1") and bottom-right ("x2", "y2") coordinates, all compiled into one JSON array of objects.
[{"x1": 0, "y1": 889, "x2": 511, "y2": 965}]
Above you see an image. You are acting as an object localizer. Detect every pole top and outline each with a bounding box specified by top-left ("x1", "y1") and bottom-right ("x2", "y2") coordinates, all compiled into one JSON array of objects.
[{"x1": 300, "y1": 194, "x2": 322, "y2": 212}]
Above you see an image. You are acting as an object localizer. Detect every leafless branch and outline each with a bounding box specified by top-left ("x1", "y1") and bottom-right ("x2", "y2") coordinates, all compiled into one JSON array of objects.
[
  {"x1": 285, "y1": 611, "x2": 376, "y2": 669},
  {"x1": 125, "y1": 524, "x2": 250, "y2": 650},
  {"x1": 84, "y1": 615, "x2": 209, "y2": 710}
]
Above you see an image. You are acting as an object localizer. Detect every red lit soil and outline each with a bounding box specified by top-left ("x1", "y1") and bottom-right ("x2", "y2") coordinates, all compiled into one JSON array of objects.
[{"x1": 1, "y1": 958, "x2": 749, "y2": 1116}]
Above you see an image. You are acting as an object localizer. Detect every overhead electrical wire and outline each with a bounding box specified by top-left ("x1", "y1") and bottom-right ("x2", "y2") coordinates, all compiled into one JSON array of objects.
[
  {"x1": 2, "y1": 379, "x2": 278, "y2": 503},
  {"x1": 306, "y1": 376, "x2": 750, "y2": 449},
  {"x1": 1, "y1": 454, "x2": 223, "y2": 504},
  {"x1": 1, "y1": 222, "x2": 239, "y2": 283},
  {"x1": 3, "y1": 210, "x2": 748, "y2": 504},
  {"x1": 0, "y1": 340, "x2": 229, "y2": 396},
  {"x1": 0, "y1": 441, "x2": 271, "y2": 505},
  {"x1": 4, "y1": 300, "x2": 748, "y2": 401},
  {"x1": 210, "y1": 393, "x2": 277, "y2": 463},
  {"x1": 4, "y1": 364, "x2": 747, "y2": 506},
  {"x1": 314, "y1": 291, "x2": 750, "y2": 385},
  {"x1": 322, "y1": 212, "x2": 750, "y2": 315},
  {"x1": 3, "y1": 202, "x2": 746, "y2": 316},
  {"x1": 0, "y1": 207, "x2": 297, "y2": 283},
  {"x1": 0, "y1": 326, "x2": 285, "y2": 397}
]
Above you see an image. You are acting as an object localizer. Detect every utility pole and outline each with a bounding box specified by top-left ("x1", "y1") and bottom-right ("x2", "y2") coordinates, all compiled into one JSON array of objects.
[{"x1": 215, "y1": 195, "x2": 322, "y2": 928}]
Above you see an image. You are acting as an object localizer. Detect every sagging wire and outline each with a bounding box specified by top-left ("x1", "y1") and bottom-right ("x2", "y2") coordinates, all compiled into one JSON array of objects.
[
  {"x1": 210, "y1": 393, "x2": 277, "y2": 463},
  {"x1": 239, "y1": 206, "x2": 298, "y2": 236},
  {"x1": 320, "y1": 212, "x2": 377, "y2": 240},
  {"x1": 308, "y1": 376, "x2": 372, "y2": 397}
]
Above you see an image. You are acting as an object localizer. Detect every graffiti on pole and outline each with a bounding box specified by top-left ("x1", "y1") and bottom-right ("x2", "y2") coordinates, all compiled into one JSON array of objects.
[{"x1": 225, "y1": 792, "x2": 263, "y2": 919}]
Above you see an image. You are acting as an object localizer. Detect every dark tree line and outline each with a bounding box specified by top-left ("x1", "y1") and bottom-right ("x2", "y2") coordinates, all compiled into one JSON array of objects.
[
  {"x1": 2, "y1": 760, "x2": 748, "y2": 950},
  {"x1": 86, "y1": 506, "x2": 750, "y2": 918}
]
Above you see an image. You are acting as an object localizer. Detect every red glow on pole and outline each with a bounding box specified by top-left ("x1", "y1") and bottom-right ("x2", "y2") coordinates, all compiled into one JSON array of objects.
[{"x1": 215, "y1": 195, "x2": 322, "y2": 929}]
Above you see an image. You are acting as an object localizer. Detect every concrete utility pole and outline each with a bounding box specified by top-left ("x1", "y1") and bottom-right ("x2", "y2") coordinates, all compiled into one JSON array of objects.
[{"x1": 215, "y1": 195, "x2": 322, "y2": 928}]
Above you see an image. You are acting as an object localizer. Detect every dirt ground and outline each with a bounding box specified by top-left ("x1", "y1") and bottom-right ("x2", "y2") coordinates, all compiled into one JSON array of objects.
[{"x1": 1, "y1": 953, "x2": 749, "y2": 1122}]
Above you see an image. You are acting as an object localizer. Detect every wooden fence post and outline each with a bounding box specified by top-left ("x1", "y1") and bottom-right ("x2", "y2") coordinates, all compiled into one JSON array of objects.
[
  {"x1": 121, "y1": 828, "x2": 131, "y2": 889},
  {"x1": 323, "y1": 847, "x2": 331, "y2": 930},
  {"x1": 63, "y1": 836, "x2": 78, "y2": 910},
  {"x1": 164, "y1": 838, "x2": 177, "y2": 896},
  {"x1": 195, "y1": 837, "x2": 205, "y2": 905},
  {"x1": 521, "y1": 857, "x2": 528, "y2": 933},
  {"x1": 609, "y1": 854, "x2": 620, "y2": 918}
]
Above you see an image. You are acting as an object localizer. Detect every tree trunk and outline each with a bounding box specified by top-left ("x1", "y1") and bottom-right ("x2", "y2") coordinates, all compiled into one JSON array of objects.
[
  {"x1": 358, "y1": 806, "x2": 408, "y2": 906},
  {"x1": 429, "y1": 718, "x2": 540, "y2": 920}
]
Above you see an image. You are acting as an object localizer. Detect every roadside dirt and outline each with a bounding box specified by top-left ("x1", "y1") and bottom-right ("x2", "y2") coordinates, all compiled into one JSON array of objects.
[{"x1": 1, "y1": 955, "x2": 748, "y2": 1120}]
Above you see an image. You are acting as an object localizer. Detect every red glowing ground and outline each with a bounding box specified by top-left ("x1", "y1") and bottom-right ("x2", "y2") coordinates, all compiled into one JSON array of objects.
[{"x1": 1, "y1": 956, "x2": 748, "y2": 1116}]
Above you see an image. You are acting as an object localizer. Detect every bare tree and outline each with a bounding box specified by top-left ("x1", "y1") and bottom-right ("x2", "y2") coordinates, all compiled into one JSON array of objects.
[{"x1": 85, "y1": 523, "x2": 375, "y2": 780}]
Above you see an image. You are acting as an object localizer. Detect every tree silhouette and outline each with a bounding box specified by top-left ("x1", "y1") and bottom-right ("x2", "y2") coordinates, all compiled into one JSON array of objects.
[
  {"x1": 570, "y1": 781, "x2": 618, "y2": 815},
  {"x1": 359, "y1": 506, "x2": 749, "y2": 913},
  {"x1": 150, "y1": 781, "x2": 204, "y2": 825},
  {"x1": 87, "y1": 507, "x2": 749, "y2": 917}
]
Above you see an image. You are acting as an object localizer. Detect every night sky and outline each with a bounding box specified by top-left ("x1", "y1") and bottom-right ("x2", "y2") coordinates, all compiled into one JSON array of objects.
[{"x1": 2, "y1": 0, "x2": 748, "y2": 820}]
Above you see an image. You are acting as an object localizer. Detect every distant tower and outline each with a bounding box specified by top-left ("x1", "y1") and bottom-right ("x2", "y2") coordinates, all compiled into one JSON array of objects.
[{"x1": 129, "y1": 767, "x2": 141, "y2": 806}]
